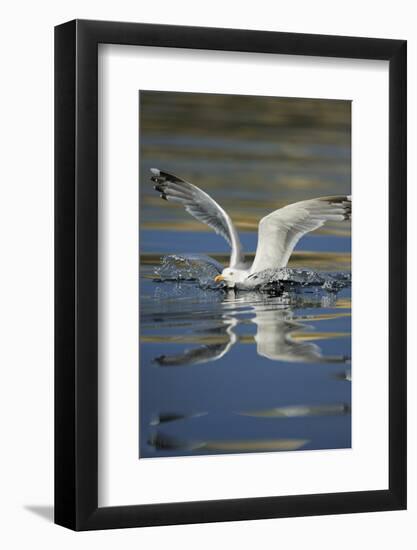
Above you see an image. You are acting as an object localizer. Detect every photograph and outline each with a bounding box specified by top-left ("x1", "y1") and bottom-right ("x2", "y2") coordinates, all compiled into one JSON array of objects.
[
  {"x1": 0, "y1": 0, "x2": 409, "y2": 542},
  {"x1": 139, "y1": 91, "x2": 352, "y2": 458}
]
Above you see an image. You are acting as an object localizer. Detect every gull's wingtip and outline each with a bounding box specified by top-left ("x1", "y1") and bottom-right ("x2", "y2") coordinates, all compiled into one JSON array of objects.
[{"x1": 150, "y1": 168, "x2": 160, "y2": 176}]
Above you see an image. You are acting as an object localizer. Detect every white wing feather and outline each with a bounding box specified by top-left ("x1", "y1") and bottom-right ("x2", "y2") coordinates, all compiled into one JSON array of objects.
[
  {"x1": 250, "y1": 195, "x2": 351, "y2": 273},
  {"x1": 151, "y1": 169, "x2": 245, "y2": 268}
]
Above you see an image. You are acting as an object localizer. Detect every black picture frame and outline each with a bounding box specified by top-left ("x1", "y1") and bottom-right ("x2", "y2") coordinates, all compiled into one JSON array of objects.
[{"x1": 55, "y1": 19, "x2": 407, "y2": 531}]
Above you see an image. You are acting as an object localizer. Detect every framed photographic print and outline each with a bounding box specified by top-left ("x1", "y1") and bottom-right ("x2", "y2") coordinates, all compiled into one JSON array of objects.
[{"x1": 55, "y1": 19, "x2": 406, "y2": 530}]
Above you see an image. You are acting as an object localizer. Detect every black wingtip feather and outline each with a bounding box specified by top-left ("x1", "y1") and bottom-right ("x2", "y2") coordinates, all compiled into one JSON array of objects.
[{"x1": 150, "y1": 168, "x2": 187, "y2": 184}]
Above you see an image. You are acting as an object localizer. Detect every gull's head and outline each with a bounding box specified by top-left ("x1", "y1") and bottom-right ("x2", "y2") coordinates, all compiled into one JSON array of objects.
[{"x1": 214, "y1": 267, "x2": 247, "y2": 288}]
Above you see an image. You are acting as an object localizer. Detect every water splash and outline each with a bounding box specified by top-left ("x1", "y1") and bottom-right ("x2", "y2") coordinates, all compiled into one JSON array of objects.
[
  {"x1": 154, "y1": 254, "x2": 222, "y2": 287},
  {"x1": 154, "y1": 254, "x2": 351, "y2": 292}
]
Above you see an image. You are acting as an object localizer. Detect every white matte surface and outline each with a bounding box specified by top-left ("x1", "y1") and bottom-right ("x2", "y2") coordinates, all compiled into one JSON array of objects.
[
  {"x1": 2, "y1": 1, "x2": 416, "y2": 548},
  {"x1": 98, "y1": 44, "x2": 389, "y2": 507}
]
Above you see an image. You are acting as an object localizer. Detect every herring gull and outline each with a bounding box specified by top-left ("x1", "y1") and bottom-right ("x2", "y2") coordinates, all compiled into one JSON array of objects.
[{"x1": 151, "y1": 168, "x2": 351, "y2": 288}]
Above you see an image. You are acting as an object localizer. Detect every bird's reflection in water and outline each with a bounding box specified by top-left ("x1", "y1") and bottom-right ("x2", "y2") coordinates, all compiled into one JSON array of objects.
[
  {"x1": 142, "y1": 285, "x2": 351, "y2": 457},
  {"x1": 152, "y1": 290, "x2": 350, "y2": 367},
  {"x1": 153, "y1": 318, "x2": 238, "y2": 367},
  {"x1": 332, "y1": 369, "x2": 352, "y2": 382},
  {"x1": 149, "y1": 411, "x2": 208, "y2": 426}
]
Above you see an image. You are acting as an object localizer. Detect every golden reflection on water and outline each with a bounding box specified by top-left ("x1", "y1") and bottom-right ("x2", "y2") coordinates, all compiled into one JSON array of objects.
[
  {"x1": 141, "y1": 251, "x2": 351, "y2": 273},
  {"x1": 148, "y1": 432, "x2": 309, "y2": 453},
  {"x1": 142, "y1": 220, "x2": 352, "y2": 239},
  {"x1": 239, "y1": 404, "x2": 350, "y2": 418},
  {"x1": 203, "y1": 439, "x2": 308, "y2": 452},
  {"x1": 142, "y1": 332, "x2": 350, "y2": 345}
]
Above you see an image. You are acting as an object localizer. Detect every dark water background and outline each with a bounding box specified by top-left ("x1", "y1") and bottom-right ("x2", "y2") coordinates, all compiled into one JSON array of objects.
[{"x1": 139, "y1": 91, "x2": 351, "y2": 458}]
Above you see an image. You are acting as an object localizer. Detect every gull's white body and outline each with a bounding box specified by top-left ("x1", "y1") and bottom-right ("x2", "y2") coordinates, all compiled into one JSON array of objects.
[{"x1": 151, "y1": 168, "x2": 351, "y2": 288}]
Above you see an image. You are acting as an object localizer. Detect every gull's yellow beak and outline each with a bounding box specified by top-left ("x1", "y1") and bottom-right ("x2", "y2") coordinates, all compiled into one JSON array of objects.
[{"x1": 214, "y1": 274, "x2": 224, "y2": 283}]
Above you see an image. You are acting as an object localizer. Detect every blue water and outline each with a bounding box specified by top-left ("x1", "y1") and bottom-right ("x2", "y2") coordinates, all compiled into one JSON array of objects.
[{"x1": 139, "y1": 232, "x2": 351, "y2": 458}]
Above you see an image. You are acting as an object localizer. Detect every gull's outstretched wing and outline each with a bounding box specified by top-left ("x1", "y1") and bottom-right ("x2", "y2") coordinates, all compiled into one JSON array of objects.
[
  {"x1": 250, "y1": 195, "x2": 351, "y2": 273},
  {"x1": 151, "y1": 169, "x2": 245, "y2": 268}
]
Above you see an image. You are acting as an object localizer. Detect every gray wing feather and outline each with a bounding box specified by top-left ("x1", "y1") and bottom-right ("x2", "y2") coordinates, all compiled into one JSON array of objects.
[
  {"x1": 250, "y1": 195, "x2": 351, "y2": 273},
  {"x1": 151, "y1": 169, "x2": 245, "y2": 268}
]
